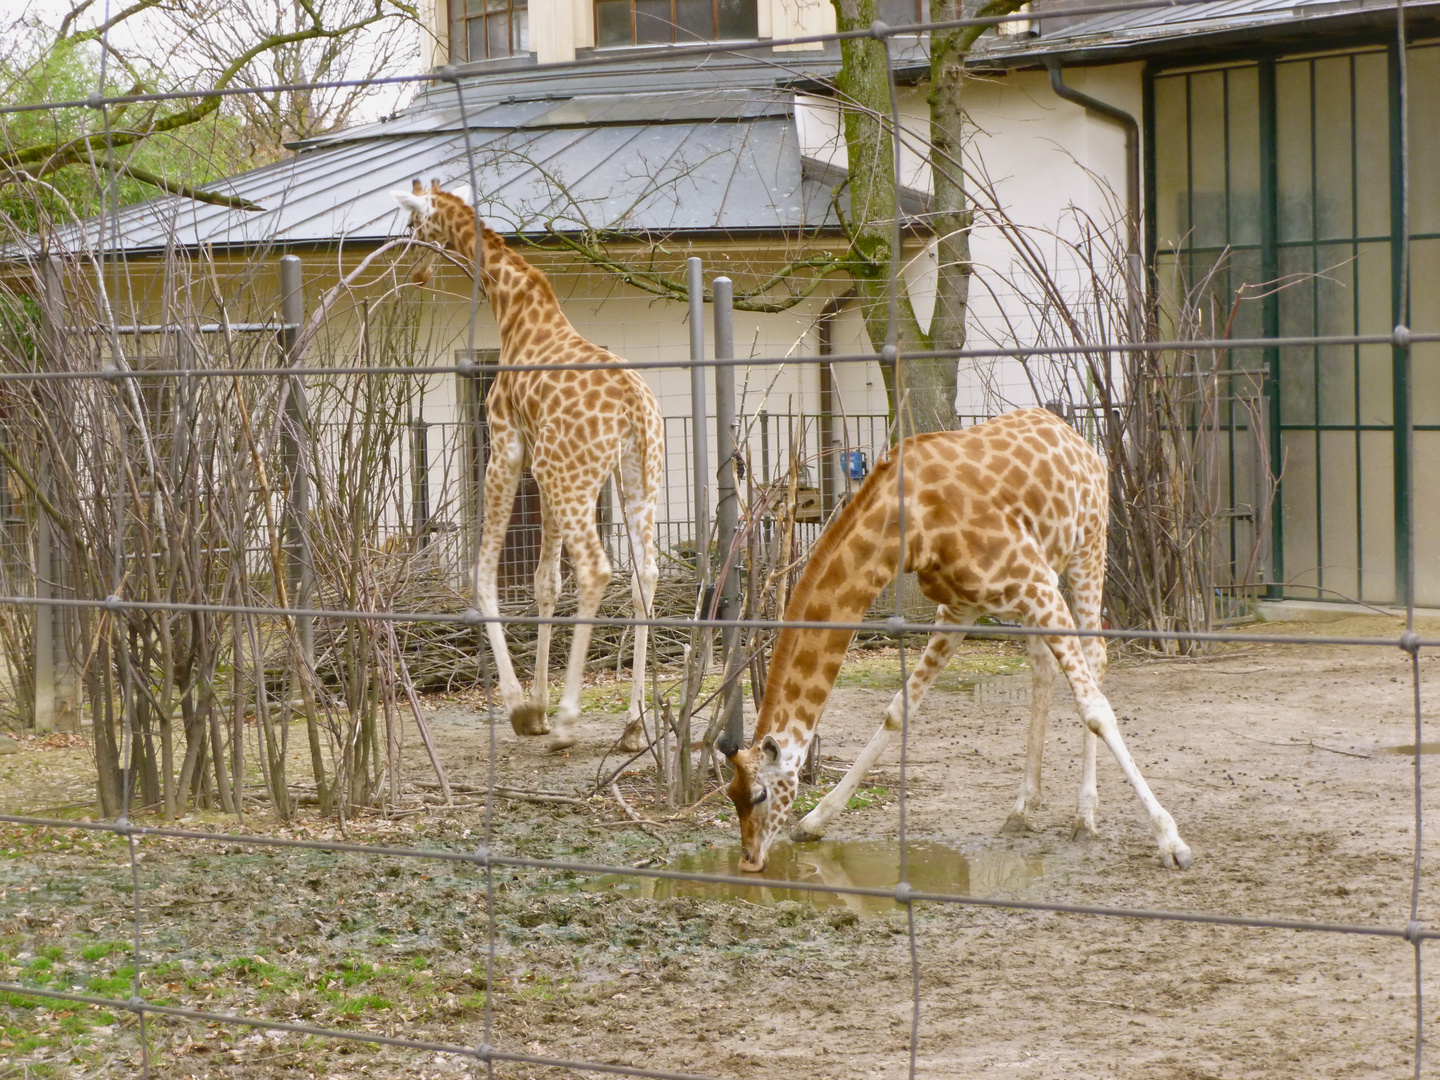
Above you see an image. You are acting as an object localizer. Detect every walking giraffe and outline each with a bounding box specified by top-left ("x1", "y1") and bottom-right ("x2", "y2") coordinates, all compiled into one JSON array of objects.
[
  {"x1": 725, "y1": 408, "x2": 1192, "y2": 871},
  {"x1": 392, "y1": 181, "x2": 664, "y2": 752}
]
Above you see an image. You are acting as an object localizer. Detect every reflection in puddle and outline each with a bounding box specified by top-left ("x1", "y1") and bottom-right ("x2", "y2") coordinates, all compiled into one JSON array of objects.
[
  {"x1": 580, "y1": 840, "x2": 1043, "y2": 915},
  {"x1": 961, "y1": 677, "x2": 1029, "y2": 706},
  {"x1": 1387, "y1": 742, "x2": 1440, "y2": 755}
]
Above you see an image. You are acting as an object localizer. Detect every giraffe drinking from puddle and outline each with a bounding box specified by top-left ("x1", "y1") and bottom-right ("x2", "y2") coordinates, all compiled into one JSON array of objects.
[{"x1": 724, "y1": 408, "x2": 1191, "y2": 872}]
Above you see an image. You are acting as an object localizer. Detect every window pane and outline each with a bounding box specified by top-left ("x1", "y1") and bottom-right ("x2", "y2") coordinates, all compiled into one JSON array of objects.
[
  {"x1": 487, "y1": 11, "x2": 511, "y2": 56},
  {"x1": 1359, "y1": 429, "x2": 1395, "y2": 603},
  {"x1": 1357, "y1": 242, "x2": 1393, "y2": 425},
  {"x1": 1275, "y1": 61, "x2": 1313, "y2": 243},
  {"x1": 1226, "y1": 67, "x2": 1262, "y2": 247},
  {"x1": 1409, "y1": 46, "x2": 1440, "y2": 235},
  {"x1": 513, "y1": 8, "x2": 529, "y2": 51},
  {"x1": 1277, "y1": 244, "x2": 1316, "y2": 426},
  {"x1": 635, "y1": 0, "x2": 672, "y2": 42},
  {"x1": 597, "y1": 0, "x2": 630, "y2": 44},
  {"x1": 1415, "y1": 430, "x2": 1440, "y2": 606},
  {"x1": 1281, "y1": 430, "x2": 1320, "y2": 598},
  {"x1": 1313, "y1": 57, "x2": 1354, "y2": 241},
  {"x1": 675, "y1": 0, "x2": 710, "y2": 40},
  {"x1": 1153, "y1": 76, "x2": 1190, "y2": 249},
  {"x1": 1188, "y1": 71, "x2": 1227, "y2": 249},
  {"x1": 466, "y1": 15, "x2": 486, "y2": 61},
  {"x1": 1318, "y1": 429, "x2": 1359, "y2": 598},
  {"x1": 1414, "y1": 239, "x2": 1440, "y2": 426},
  {"x1": 718, "y1": 0, "x2": 757, "y2": 38},
  {"x1": 1355, "y1": 50, "x2": 1390, "y2": 238}
]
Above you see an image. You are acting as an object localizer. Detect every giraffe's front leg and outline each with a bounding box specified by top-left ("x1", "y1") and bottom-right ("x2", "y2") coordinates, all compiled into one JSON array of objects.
[{"x1": 793, "y1": 621, "x2": 964, "y2": 842}]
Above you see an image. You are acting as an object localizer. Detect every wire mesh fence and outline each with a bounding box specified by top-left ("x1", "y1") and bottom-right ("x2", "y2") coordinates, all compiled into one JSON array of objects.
[{"x1": 0, "y1": 1, "x2": 1435, "y2": 1077}]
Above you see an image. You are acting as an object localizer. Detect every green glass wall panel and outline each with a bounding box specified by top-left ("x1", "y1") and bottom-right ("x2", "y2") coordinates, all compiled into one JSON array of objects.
[{"x1": 1147, "y1": 45, "x2": 1428, "y2": 606}]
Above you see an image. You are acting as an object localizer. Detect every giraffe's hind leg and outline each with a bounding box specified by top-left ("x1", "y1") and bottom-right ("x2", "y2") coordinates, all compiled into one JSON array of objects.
[
  {"x1": 1000, "y1": 633, "x2": 1060, "y2": 834},
  {"x1": 1024, "y1": 586, "x2": 1191, "y2": 869},
  {"x1": 511, "y1": 499, "x2": 561, "y2": 737},
  {"x1": 617, "y1": 461, "x2": 659, "y2": 755},
  {"x1": 544, "y1": 488, "x2": 612, "y2": 752}
]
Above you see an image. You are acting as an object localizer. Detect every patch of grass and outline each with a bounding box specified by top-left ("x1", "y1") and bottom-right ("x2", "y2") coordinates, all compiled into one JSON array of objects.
[
  {"x1": 792, "y1": 785, "x2": 886, "y2": 817},
  {"x1": 85, "y1": 964, "x2": 134, "y2": 997},
  {"x1": 79, "y1": 941, "x2": 127, "y2": 963},
  {"x1": 337, "y1": 992, "x2": 392, "y2": 1016}
]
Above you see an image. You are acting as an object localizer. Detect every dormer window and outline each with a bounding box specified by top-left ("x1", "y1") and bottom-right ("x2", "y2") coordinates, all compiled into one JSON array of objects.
[
  {"x1": 594, "y1": 0, "x2": 758, "y2": 46},
  {"x1": 451, "y1": 0, "x2": 530, "y2": 62}
]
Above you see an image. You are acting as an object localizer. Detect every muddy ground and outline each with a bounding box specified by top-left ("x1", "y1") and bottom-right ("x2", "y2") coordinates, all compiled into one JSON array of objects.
[{"x1": 3, "y1": 615, "x2": 1440, "y2": 1080}]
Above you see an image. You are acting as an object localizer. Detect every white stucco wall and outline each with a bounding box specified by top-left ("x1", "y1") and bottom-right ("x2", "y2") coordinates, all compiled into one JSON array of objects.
[{"x1": 796, "y1": 64, "x2": 1143, "y2": 418}]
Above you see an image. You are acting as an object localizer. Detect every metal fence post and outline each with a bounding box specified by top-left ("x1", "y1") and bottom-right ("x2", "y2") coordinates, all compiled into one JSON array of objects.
[
  {"x1": 687, "y1": 258, "x2": 709, "y2": 584},
  {"x1": 712, "y1": 277, "x2": 745, "y2": 758}
]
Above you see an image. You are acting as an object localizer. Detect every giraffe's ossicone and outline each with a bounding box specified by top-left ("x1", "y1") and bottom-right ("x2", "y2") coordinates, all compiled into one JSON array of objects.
[
  {"x1": 725, "y1": 408, "x2": 1192, "y2": 872},
  {"x1": 392, "y1": 181, "x2": 665, "y2": 753}
]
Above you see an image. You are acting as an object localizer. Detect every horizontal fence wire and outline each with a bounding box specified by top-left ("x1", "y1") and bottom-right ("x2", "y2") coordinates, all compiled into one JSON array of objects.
[{"x1": 0, "y1": 1, "x2": 1432, "y2": 1078}]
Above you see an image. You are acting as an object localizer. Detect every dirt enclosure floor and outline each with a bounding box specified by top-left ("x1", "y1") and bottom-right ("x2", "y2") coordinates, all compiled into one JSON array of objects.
[{"x1": 4, "y1": 614, "x2": 1440, "y2": 1080}]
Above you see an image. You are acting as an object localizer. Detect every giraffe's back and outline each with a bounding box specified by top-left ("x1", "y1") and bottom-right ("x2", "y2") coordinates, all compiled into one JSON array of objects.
[{"x1": 870, "y1": 409, "x2": 1107, "y2": 607}]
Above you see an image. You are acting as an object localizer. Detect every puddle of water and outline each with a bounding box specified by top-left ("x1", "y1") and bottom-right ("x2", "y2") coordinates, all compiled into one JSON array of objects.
[
  {"x1": 1386, "y1": 742, "x2": 1440, "y2": 755},
  {"x1": 579, "y1": 840, "x2": 1042, "y2": 915}
]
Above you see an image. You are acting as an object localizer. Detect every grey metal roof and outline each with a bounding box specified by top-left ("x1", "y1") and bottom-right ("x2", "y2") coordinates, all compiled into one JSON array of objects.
[
  {"x1": 980, "y1": 0, "x2": 1440, "y2": 64},
  {"x1": 35, "y1": 89, "x2": 849, "y2": 257}
]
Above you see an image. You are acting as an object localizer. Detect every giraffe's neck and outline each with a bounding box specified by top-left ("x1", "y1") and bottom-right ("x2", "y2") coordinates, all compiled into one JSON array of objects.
[
  {"x1": 754, "y1": 473, "x2": 904, "y2": 750},
  {"x1": 466, "y1": 229, "x2": 575, "y2": 342}
]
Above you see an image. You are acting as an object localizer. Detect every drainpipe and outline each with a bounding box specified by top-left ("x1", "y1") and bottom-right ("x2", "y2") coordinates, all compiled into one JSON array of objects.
[{"x1": 1043, "y1": 57, "x2": 1143, "y2": 346}]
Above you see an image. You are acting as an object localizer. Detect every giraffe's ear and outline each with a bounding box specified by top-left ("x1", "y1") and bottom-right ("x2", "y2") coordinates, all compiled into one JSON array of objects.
[
  {"x1": 411, "y1": 178, "x2": 423, "y2": 194},
  {"x1": 449, "y1": 182, "x2": 474, "y2": 205},
  {"x1": 759, "y1": 734, "x2": 782, "y2": 767},
  {"x1": 392, "y1": 191, "x2": 428, "y2": 216}
]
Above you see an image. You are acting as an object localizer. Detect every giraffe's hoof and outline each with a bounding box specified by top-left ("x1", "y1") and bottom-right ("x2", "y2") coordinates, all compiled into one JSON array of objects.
[
  {"x1": 1069, "y1": 817, "x2": 1099, "y2": 842},
  {"x1": 1160, "y1": 842, "x2": 1193, "y2": 870},
  {"x1": 618, "y1": 722, "x2": 645, "y2": 754},
  {"x1": 509, "y1": 703, "x2": 550, "y2": 737},
  {"x1": 1000, "y1": 811, "x2": 1036, "y2": 835},
  {"x1": 546, "y1": 732, "x2": 577, "y2": 752},
  {"x1": 789, "y1": 823, "x2": 823, "y2": 843}
]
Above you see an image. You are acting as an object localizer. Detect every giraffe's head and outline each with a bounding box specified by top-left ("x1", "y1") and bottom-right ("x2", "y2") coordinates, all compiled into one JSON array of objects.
[
  {"x1": 390, "y1": 179, "x2": 475, "y2": 285},
  {"x1": 725, "y1": 734, "x2": 801, "y2": 872}
]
